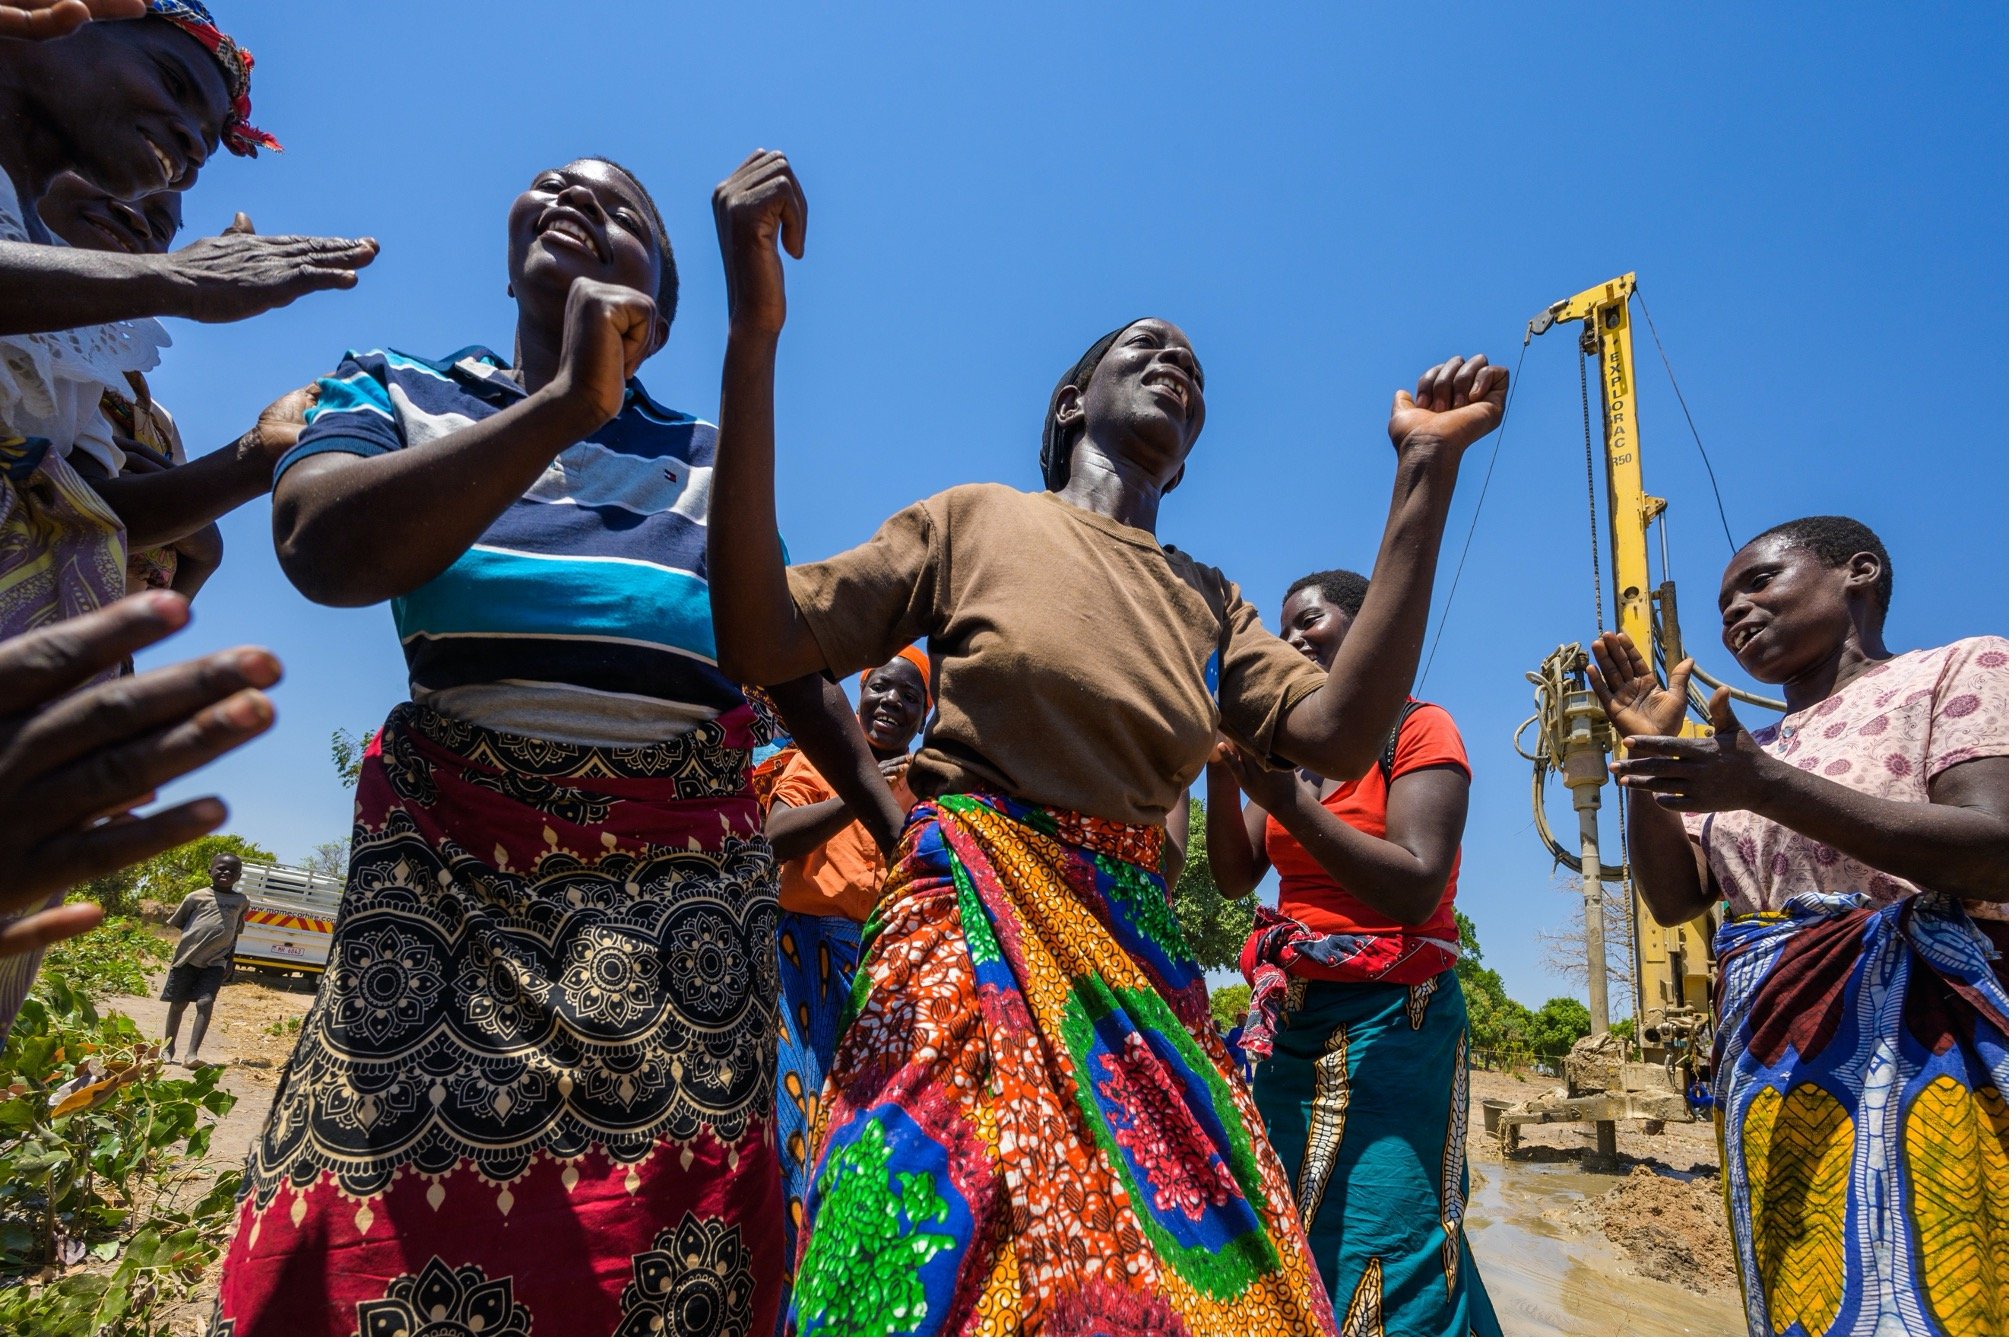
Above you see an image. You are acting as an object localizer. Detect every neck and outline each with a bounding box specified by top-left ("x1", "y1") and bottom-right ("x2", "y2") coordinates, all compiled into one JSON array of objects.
[
  {"x1": 511, "y1": 310, "x2": 564, "y2": 394},
  {"x1": 1053, "y1": 442, "x2": 1166, "y2": 534},
  {"x1": 1780, "y1": 618, "x2": 1890, "y2": 711}
]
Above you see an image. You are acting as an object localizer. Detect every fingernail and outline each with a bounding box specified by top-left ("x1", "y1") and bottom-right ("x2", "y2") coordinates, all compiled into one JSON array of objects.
[
  {"x1": 191, "y1": 798, "x2": 226, "y2": 826},
  {"x1": 236, "y1": 648, "x2": 282, "y2": 682},
  {"x1": 143, "y1": 591, "x2": 187, "y2": 624},
  {"x1": 223, "y1": 691, "x2": 273, "y2": 729}
]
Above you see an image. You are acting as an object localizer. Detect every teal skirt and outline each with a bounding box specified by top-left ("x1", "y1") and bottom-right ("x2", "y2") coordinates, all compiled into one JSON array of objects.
[{"x1": 1251, "y1": 970, "x2": 1500, "y2": 1335}]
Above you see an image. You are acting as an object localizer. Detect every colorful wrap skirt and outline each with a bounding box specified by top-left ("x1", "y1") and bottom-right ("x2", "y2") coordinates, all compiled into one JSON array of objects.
[
  {"x1": 1714, "y1": 892, "x2": 2009, "y2": 1337},
  {"x1": 788, "y1": 793, "x2": 1336, "y2": 1337},
  {"x1": 213, "y1": 702, "x2": 785, "y2": 1336},
  {"x1": 0, "y1": 435, "x2": 126, "y2": 1044},
  {"x1": 1250, "y1": 972, "x2": 1499, "y2": 1336},
  {"x1": 774, "y1": 909, "x2": 863, "y2": 1298}
]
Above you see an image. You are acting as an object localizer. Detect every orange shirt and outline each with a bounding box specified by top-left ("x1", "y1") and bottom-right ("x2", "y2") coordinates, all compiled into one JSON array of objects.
[
  {"x1": 771, "y1": 749, "x2": 914, "y2": 923},
  {"x1": 1266, "y1": 701, "x2": 1469, "y2": 941}
]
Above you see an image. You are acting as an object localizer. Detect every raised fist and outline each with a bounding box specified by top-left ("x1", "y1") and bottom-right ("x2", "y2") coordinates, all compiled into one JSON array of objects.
[
  {"x1": 713, "y1": 149, "x2": 807, "y2": 337},
  {"x1": 1387, "y1": 354, "x2": 1508, "y2": 460}
]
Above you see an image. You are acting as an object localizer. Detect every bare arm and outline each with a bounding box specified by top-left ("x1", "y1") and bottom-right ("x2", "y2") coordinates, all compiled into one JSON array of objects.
[
  {"x1": 272, "y1": 280, "x2": 651, "y2": 606},
  {"x1": 167, "y1": 524, "x2": 222, "y2": 600},
  {"x1": 708, "y1": 152, "x2": 826, "y2": 685},
  {"x1": 765, "y1": 675, "x2": 906, "y2": 858},
  {"x1": 1263, "y1": 765, "x2": 1468, "y2": 927},
  {"x1": 1272, "y1": 357, "x2": 1504, "y2": 780},
  {"x1": 765, "y1": 796, "x2": 857, "y2": 862},
  {"x1": 0, "y1": 230, "x2": 375, "y2": 337},
  {"x1": 1624, "y1": 789, "x2": 1717, "y2": 926},
  {"x1": 1204, "y1": 756, "x2": 1271, "y2": 898}
]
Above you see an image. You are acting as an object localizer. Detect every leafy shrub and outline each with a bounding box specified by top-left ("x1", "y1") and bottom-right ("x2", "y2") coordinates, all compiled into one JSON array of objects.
[
  {"x1": 37, "y1": 916, "x2": 170, "y2": 998},
  {"x1": 0, "y1": 978, "x2": 239, "y2": 1334},
  {"x1": 1209, "y1": 984, "x2": 1253, "y2": 1032}
]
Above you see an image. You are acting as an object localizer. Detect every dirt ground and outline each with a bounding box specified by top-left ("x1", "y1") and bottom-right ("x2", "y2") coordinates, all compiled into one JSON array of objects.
[
  {"x1": 102, "y1": 963, "x2": 313, "y2": 1335},
  {"x1": 93, "y1": 973, "x2": 1748, "y2": 1337}
]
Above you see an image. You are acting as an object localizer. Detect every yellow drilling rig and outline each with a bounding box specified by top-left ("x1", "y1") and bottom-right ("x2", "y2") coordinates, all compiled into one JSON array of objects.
[{"x1": 1494, "y1": 273, "x2": 1783, "y2": 1155}]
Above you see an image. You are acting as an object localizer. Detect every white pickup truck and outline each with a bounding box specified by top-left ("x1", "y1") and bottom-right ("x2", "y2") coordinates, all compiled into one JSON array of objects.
[{"x1": 233, "y1": 862, "x2": 343, "y2": 978}]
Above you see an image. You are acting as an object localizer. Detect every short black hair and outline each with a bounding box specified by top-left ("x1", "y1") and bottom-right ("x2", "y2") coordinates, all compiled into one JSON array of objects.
[
  {"x1": 1283, "y1": 568, "x2": 1369, "y2": 619},
  {"x1": 586, "y1": 156, "x2": 678, "y2": 326},
  {"x1": 1747, "y1": 515, "x2": 1893, "y2": 617}
]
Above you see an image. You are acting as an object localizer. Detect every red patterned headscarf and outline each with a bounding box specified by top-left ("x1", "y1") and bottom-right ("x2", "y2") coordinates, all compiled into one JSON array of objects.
[{"x1": 144, "y1": 0, "x2": 280, "y2": 156}]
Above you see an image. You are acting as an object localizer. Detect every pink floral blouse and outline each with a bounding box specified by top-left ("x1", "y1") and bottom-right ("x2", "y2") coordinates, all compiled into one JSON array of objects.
[{"x1": 1684, "y1": 636, "x2": 2008, "y2": 915}]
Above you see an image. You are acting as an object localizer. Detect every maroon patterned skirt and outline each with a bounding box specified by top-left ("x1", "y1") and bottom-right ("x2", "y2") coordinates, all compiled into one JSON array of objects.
[{"x1": 213, "y1": 703, "x2": 784, "y2": 1335}]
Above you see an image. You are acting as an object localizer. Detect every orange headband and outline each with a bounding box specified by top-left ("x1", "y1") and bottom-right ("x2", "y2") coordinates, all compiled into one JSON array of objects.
[{"x1": 859, "y1": 645, "x2": 931, "y2": 709}]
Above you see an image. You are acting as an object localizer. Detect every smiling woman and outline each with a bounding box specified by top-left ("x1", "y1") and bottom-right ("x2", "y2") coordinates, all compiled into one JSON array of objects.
[
  {"x1": 706, "y1": 147, "x2": 1508, "y2": 1335},
  {"x1": 1588, "y1": 515, "x2": 2009, "y2": 1336},
  {"x1": 211, "y1": 156, "x2": 898, "y2": 1338}
]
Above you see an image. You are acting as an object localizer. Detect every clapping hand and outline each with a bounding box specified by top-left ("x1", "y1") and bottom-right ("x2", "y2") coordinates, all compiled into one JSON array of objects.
[
  {"x1": 162, "y1": 213, "x2": 378, "y2": 324},
  {"x1": 1211, "y1": 737, "x2": 1306, "y2": 817},
  {"x1": 0, "y1": 0, "x2": 143, "y2": 40},
  {"x1": 1611, "y1": 688, "x2": 1777, "y2": 814},
  {"x1": 1586, "y1": 631, "x2": 1691, "y2": 738}
]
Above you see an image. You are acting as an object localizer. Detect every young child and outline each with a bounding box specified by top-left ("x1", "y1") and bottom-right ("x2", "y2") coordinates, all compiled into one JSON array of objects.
[{"x1": 160, "y1": 852, "x2": 247, "y2": 1064}]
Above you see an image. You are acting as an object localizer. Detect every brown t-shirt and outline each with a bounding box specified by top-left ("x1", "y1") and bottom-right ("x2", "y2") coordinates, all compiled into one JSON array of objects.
[{"x1": 785, "y1": 484, "x2": 1325, "y2": 826}]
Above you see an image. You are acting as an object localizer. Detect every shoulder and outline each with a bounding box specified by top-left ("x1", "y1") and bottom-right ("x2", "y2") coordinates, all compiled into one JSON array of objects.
[
  {"x1": 1157, "y1": 543, "x2": 1237, "y2": 611},
  {"x1": 1393, "y1": 700, "x2": 1470, "y2": 774},
  {"x1": 1933, "y1": 634, "x2": 2009, "y2": 674}
]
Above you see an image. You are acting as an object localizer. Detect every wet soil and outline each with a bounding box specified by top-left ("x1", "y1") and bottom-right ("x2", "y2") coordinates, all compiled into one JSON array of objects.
[{"x1": 1464, "y1": 1069, "x2": 1747, "y2": 1335}]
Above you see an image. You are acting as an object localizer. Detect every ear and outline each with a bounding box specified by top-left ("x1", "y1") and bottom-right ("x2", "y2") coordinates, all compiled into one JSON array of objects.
[
  {"x1": 1844, "y1": 550, "x2": 1883, "y2": 597},
  {"x1": 649, "y1": 312, "x2": 672, "y2": 359},
  {"x1": 505, "y1": 282, "x2": 515, "y2": 299},
  {"x1": 1163, "y1": 461, "x2": 1186, "y2": 495},
  {"x1": 1053, "y1": 384, "x2": 1086, "y2": 435}
]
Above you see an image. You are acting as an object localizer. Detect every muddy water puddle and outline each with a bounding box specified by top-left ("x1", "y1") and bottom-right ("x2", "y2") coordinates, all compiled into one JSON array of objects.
[{"x1": 1466, "y1": 1159, "x2": 1747, "y2": 1336}]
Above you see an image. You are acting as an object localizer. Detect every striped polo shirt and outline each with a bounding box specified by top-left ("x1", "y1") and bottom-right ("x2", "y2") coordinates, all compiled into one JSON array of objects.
[{"x1": 278, "y1": 346, "x2": 745, "y2": 745}]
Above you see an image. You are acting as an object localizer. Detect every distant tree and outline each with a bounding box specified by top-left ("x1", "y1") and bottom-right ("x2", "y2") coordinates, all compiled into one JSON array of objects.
[
  {"x1": 301, "y1": 838, "x2": 349, "y2": 880},
  {"x1": 330, "y1": 724, "x2": 379, "y2": 789},
  {"x1": 78, "y1": 833, "x2": 279, "y2": 917},
  {"x1": 1169, "y1": 798, "x2": 1257, "y2": 972},
  {"x1": 1529, "y1": 996, "x2": 1594, "y2": 1060},
  {"x1": 1534, "y1": 874, "x2": 1635, "y2": 1013},
  {"x1": 1455, "y1": 911, "x2": 1536, "y2": 1059},
  {"x1": 1209, "y1": 983, "x2": 1253, "y2": 1032}
]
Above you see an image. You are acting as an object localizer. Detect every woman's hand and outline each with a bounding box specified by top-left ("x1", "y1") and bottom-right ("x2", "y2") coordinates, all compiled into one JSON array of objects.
[
  {"x1": 1212, "y1": 738, "x2": 1305, "y2": 817},
  {"x1": 877, "y1": 754, "x2": 911, "y2": 788},
  {"x1": 1611, "y1": 689, "x2": 1779, "y2": 813},
  {"x1": 713, "y1": 149, "x2": 807, "y2": 337},
  {"x1": 240, "y1": 383, "x2": 322, "y2": 466},
  {"x1": 161, "y1": 216, "x2": 379, "y2": 324},
  {"x1": 547, "y1": 278, "x2": 657, "y2": 430},
  {"x1": 1587, "y1": 630, "x2": 1692, "y2": 738},
  {"x1": 1387, "y1": 354, "x2": 1508, "y2": 462}
]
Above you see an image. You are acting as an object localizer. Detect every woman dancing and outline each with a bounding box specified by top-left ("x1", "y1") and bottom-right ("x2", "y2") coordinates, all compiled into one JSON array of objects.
[
  {"x1": 706, "y1": 147, "x2": 1506, "y2": 1336},
  {"x1": 1207, "y1": 567, "x2": 1498, "y2": 1335},
  {"x1": 1588, "y1": 516, "x2": 2007, "y2": 1337},
  {"x1": 214, "y1": 157, "x2": 886, "y2": 1335}
]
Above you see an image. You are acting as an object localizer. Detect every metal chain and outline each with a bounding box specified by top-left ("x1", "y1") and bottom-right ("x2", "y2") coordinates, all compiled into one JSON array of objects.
[{"x1": 1579, "y1": 350, "x2": 1605, "y2": 638}]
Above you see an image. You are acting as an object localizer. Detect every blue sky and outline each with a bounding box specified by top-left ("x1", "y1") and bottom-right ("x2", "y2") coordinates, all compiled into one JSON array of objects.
[{"x1": 135, "y1": 2, "x2": 2007, "y2": 1010}]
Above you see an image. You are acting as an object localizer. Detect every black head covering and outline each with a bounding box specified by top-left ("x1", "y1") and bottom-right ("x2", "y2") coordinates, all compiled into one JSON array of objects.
[{"x1": 1039, "y1": 322, "x2": 1140, "y2": 491}]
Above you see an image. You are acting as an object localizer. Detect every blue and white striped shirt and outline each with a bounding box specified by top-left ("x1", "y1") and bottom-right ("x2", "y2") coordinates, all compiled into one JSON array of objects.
[{"x1": 279, "y1": 345, "x2": 745, "y2": 743}]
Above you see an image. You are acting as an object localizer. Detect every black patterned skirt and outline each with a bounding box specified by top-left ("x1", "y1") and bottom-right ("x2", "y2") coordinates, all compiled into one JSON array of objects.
[{"x1": 213, "y1": 702, "x2": 783, "y2": 1335}]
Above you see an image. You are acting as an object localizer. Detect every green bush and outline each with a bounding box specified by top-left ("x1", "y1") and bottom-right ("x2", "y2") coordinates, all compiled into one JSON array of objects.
[
  {"x1": 1209, "y1": 984, "x2": 1253, "y2": 1032},
  {"x1": 37, "y1": 916, "x2": 169, "y2": 998},
  {"x1": 0, "y1": 978, "x2": 239, "y2": 1334}
]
